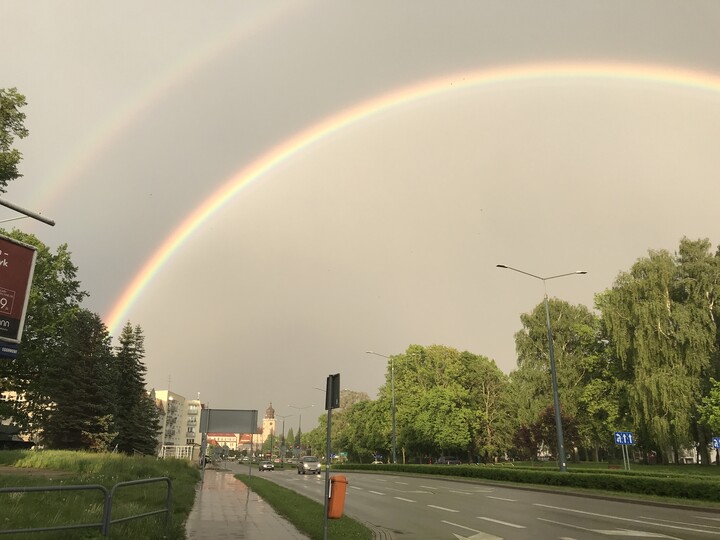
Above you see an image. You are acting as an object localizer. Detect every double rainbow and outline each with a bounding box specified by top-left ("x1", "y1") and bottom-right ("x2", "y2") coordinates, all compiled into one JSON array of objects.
[{"x1": 104, "y1": 61, "x2": 720, "y2": 335}]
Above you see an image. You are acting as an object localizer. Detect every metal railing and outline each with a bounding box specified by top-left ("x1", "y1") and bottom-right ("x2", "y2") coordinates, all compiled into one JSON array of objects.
[{"x1": 0, "y1": 477, "x2": 172, "y2": 538}]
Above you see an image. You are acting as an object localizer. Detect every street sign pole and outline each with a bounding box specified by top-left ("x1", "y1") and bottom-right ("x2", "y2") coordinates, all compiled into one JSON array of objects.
[{"x1": 324, "y1": 374, "x2": 340, "y2": 540}]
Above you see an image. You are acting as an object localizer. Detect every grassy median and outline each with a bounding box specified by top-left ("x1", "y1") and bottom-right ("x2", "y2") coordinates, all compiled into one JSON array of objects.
[{"x1": 235, "y1": 473, "x2": 372, "y2": 540}]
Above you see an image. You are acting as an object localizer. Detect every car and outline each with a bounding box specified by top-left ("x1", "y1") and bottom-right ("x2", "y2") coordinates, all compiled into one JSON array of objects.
[
  {"x1": 259, "y1": 460, "x2": 274, "y2": 472},
  {"x1": 435, "y1": 456, "x2": 462, "y2": 465},
  {"x1": 371, "y1": 460, "x2": 383, "y2": 465},
  {"x1": 297, "y1": 455, "x2": 322, "y2": 475}
]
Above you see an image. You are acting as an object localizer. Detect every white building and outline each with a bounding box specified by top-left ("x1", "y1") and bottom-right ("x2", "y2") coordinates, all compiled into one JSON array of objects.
[{"x1": 154, "y1": 390, "x2": 202, "y2": 458}]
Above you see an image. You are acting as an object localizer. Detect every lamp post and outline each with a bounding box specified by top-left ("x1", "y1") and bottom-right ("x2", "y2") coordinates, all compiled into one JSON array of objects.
[
  {"x1": 289, "y1": 404, "x2": 314, "y2": 456},
  {"x1": 496, "y1": 264, "x2": 587, "y2": 473},
  {"x1": 276, "y1": 414, "x2": 294, "y2": 463},
  {"x1": 366, "y1": 351, "x2": 397, "y2": 464}
]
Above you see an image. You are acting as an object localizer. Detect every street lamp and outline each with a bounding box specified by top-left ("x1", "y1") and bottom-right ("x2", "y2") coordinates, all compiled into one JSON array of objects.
[
  {"x1": 276, "y1": 414, "x2": 294, "y2": 463},
  {"x1": 289, "y1": 404, "x2": 314, "y2": 456},
  {"x1": 496, "y1": 264, "x2": 587, "y2": 473},
  {"x1": 366, "y1": 351, "x2": 397, "y2": 464}
]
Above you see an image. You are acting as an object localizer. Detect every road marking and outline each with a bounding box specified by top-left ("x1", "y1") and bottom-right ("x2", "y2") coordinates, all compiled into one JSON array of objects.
[
  {"x1": 369, "y1": 490, "x2": 385, "y2": 495},
  {"x1": 537, "y1": 517, "x2": 677, "y2": 538},
  {"x1": 421, "y1": 485, "x2": 437, "y2": 489},
  {"x1": 450, "y1": 490, "x2": 473, "y2": 495},
  {"x1": 394, "y1": 496, "x2": 416, "y2": 503},
  {"x1": 477, "y1": 517, "x2": 525, "y2": 529},
  {"x1": 699, "y1": 517, "x2": 720, "y2": 523},
  {"x1": 428, "y1": 504, "x2": 460, "y2": 513},
  {"x1": 534, "y1": 504, "x2": 714, "y2": 535},
  {"x1": 349, "y1": 486, "x2": 362, "y2": 490},
  {"x1": 394, "y1": 481, "x2": 409, "y2": 485},
  {"x1": 486, "y1": 496, "x2": 516, "y2": 502},
  {"x1": 442, "y1": 520, "x2": 503, "y2": 540},
  {"x1": 638, "y1": 516, "x2": 720, "y2": 530}
]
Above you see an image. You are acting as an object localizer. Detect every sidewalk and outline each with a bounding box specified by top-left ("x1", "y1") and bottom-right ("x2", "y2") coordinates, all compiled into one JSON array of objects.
[{"x1": 185, "y1": 465, "x2": 308, "y2": 539}]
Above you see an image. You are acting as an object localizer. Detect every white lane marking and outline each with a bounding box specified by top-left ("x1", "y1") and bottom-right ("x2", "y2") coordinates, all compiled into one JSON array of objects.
[
  {"x1": 376, "y1": 479, "x2": 388, "y2": 482},
  {"x1": 443, "y1": 520, "x2": 503, "y2": 540},
  {"x1": 450, "y1": 490, "x2": 473, "y2": 495},
  {"x1": 699, "y1": 517, "x2": 720, "y2": 523},
  {"x1": 638, "y1": 516, "x2": 720, "y2": 530},
  {"x1": 537, "y1": 517, "x2": 677, "y2": 538},
  {"x1": 486, "y1": 496, "x2": 516, "y2": 502},
  {"x1": 421, "y1": 485, "x2": 437, "y2": 489},
  {"x1": 394, "y1": 481, "x2": 409, "y2": 485},
  {"x1": 477, "y1": 516, "x2": 525, "y2": 529},
  {"x1": 394, "y1": 496, "x2": 416, "y2": 503},
  {"x1": 349, "y1": 486, "x2": 362, "y2": 490},
  {"x1": 368, "y1": 490, "x2": 385, "y2": 495},
  {"x1": 428, "y1": 504, "x2": 460, "y2": 513},
  {"x1": 534, "y1": 504, "x2": 714, "y2": 535}
]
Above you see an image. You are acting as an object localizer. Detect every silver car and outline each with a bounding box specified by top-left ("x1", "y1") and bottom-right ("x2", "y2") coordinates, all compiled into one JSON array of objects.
[{"x1": 297, "y1": 456, "x2": 322, "y2": 475}]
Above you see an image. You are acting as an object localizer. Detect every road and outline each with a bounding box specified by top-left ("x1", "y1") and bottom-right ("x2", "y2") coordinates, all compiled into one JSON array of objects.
[{"x1": 236, "y1": 464, "x2": 720, "y2": 540}]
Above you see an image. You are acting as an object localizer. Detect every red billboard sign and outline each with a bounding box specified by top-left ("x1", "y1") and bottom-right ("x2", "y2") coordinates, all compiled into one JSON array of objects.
[{"x1": 0, "y1": 235, "x2": 37, "y2": 343}]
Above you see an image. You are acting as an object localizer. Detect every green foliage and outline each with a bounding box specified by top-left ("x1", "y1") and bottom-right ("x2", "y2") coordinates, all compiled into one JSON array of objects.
[
  {"x1": 699, "y1": 378, "x2": 720, "y2": 433},
  {"x1": 42, "y1": 309, "x2": 117, "y2": 450},
  {"x1": 0, "y1": 88, "x2": 28, "y2": 192},
  {"x1": 0, "y1": 230, "x2": 87, "y2": 435},
  {"x1": 511, "y1": 299, "x2": 614, "y2": 456},
  {"x1": 113, "y1": 324, "x2": 160, "y2": 455},
  {"x1": 597, "y1": 238, "x2": 720, "y2": 460},
  {"x1": 0, "y1": 450, "x2": 200, "y2": 539}
]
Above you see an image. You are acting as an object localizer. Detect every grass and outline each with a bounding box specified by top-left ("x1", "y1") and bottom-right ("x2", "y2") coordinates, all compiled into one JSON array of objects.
[
  {"x1": 0, "y1": 450, "x2": 199, "y2": 539},
  {"x1": 235, "y1": 473, "x2": 372, "y2": 540}
]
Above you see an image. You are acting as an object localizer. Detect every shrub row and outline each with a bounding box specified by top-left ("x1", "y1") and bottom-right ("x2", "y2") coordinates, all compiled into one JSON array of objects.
[{"x1": 334, "y1": 463, "x2": 720, "y2": 502}]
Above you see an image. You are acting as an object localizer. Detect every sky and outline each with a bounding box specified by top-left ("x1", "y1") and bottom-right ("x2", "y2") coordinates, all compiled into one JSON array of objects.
[{"x1": 3, "y1": 1, "x2": 720, "y2": 432}]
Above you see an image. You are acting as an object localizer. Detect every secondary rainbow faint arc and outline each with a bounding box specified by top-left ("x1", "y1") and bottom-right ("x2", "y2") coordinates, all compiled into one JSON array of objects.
[{"x1": 104, "y1": 61, "x2": 720, "y2": 335}]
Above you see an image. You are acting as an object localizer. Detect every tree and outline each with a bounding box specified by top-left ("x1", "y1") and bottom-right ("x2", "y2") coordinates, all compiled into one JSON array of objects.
[
  {"x1": 597, "y1": 238, "x2": 720, "y2": 463},
  {"x1": 112, "y1": 323, "x2": 160, "y2": 455},
  {"x1": 0, "y1": 230, "x2": 87, "y2": 436},
  {"x1": 461, "y1": 352, "x2": 513, "y2": 462},
  {"x1": 42, "y1": 309, "x2": 116, "y2": 450},
  {"x1": 511, "y1": 298, "x2": 614, "y2": 460},
  {"x1": 0, "y1": 88, "x2": 29, "y2": 192},
  {"x1": 393, "y1": 346, "x2": 472, "y2": 460},
  {"x1": 698, "y1": 378, "x2": 720, "y2": 463}
]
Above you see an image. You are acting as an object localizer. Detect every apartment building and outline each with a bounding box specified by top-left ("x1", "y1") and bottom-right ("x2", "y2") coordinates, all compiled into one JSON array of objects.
[{"x1": 154, "y1": 390, "x2": 202, "y2": 458}]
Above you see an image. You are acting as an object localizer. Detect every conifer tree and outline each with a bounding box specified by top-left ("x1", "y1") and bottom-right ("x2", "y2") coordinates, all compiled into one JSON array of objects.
[
  {"x1": 42, "y1": 309, "x2": 116, "y2": 449},
  {"x1": 113, "y1": 323, "x2": 160, "y2": 454}
]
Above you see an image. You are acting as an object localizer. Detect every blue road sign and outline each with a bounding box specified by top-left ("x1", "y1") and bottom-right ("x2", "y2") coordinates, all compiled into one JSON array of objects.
[
  {"x1": 713, "y1": 437, "x2": 720, "y2": 449},
  {"x1": 614, "y1": 431, "x2": 635, "y2": 445}
]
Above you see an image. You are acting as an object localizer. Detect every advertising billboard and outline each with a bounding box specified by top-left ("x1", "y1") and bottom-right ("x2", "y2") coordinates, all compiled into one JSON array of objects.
[{"x1": 0, "y1": 235, "x2": 37, "y2": 344}]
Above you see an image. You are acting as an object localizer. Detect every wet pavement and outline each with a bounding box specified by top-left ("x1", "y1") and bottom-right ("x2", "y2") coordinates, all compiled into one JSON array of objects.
[{"x1": 184, "y1": 464, "x2": 308, "y2": 539}]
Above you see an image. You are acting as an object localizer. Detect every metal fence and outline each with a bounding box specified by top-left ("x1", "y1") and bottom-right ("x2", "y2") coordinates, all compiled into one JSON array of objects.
[{"x1": 0, "y1": 477, "x2": 172, "y2": 538}]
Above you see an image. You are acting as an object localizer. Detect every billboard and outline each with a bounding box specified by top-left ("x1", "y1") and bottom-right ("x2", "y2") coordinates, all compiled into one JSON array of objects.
[
  {"x1": 200, "y1": 409, "x2": 258, "y2": 434},
  {"x1": 0, "y1": 235, "x2": 37, "y2": 344}
]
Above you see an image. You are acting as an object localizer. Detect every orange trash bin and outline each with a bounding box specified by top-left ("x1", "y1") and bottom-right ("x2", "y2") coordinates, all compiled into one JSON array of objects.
[{"x1": 327, "y1": 475, "x2": 348, "y2": 519}]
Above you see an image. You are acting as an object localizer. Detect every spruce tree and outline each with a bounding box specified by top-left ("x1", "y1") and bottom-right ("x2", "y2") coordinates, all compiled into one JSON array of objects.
[
  {"x1": 42, "y1": 309, "x2": 116, "y2": 450},
  {"x1": 113, "y1": 323, "x2": 160, "y2": 454}
]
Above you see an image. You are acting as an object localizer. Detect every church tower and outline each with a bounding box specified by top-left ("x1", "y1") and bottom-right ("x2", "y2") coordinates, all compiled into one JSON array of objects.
[{"x1": 262, "y1": 402, "x2": 276, "y2": 443}]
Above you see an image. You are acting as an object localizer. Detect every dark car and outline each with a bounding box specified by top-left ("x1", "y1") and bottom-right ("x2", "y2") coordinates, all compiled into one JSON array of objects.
[
  {"x1": 259, "y1": 460, "x2": 275, "y2": 472},
  {"x1": 436, "y1": 456, "x2": 461, "y2": 465}
]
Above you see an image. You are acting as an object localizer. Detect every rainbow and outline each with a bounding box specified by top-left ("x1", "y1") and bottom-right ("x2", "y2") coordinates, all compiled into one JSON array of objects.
[
  {"x1": 35, "y1": 2, "x2": 301, "y2": 211},
  {"x1": 104, "y1": 61, "x2": 720, "y2": 335}
]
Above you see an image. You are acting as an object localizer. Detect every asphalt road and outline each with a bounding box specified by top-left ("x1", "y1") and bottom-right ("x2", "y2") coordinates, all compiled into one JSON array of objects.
[{"x1": 238, "y1": 464, "x2": 720, "y2": 540}]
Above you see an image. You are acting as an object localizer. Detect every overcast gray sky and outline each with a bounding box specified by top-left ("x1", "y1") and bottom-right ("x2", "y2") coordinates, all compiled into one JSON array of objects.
[{"x1": 3, "y1": 1, "x2": 720, "y2": 432}]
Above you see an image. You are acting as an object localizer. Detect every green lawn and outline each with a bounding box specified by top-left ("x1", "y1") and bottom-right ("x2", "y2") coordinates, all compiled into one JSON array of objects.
[{"x1": 0, "y1": 450, "x2": 199, "y2": 539}]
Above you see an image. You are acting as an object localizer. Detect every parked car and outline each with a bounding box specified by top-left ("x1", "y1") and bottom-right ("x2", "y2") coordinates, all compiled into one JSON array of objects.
[
  {"x1": 436, "y1": 456, "x2": 462, "y2": 465},
  {"x1": 259, "y1": 460, "x2": 274, "y2": 472},
  {"x1": 297, "y1": 456, "x2": 322, "y2": 475}
]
